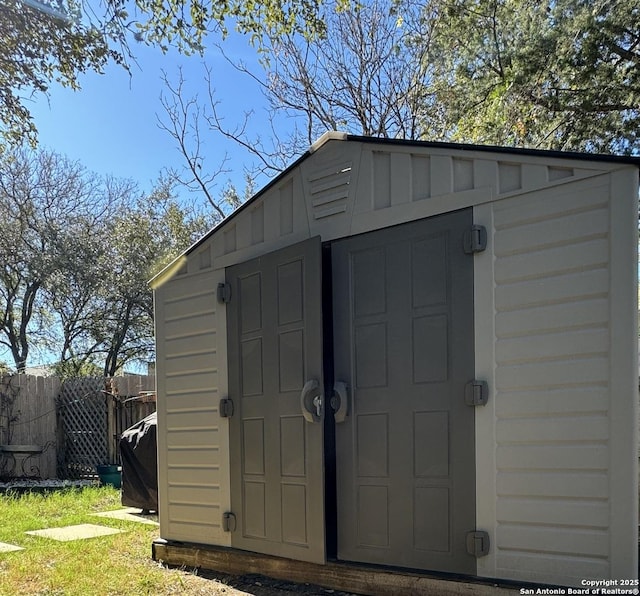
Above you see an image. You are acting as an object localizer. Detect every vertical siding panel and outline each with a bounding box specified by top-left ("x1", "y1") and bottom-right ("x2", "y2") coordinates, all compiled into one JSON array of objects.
[
  {"x1": 521, "y1": 164, "x2": 548, "y2": 188},
  {"x1": 390, "y1": 152, "x2": 411, "y2": 206},
  {"x1": 353, "y1": 148, "x2": 374, "y2": 215},
  {"x1": 373, "y1": 151, "x2": 391, "y2": 210},
  {"x1": 498, "y1": 162, "x2": 521, "y2": 194},
  {"x1": 262, "y1": 193, "x2": 278, "y2": 243},
  {"x1": 198, "y1": 246, "x2": 211, "y2": 270},
  {"x1": 473, "y1": 159, "x2": 498, "y2": 191},
  {"x1": 607, "y1": 168, "x2": 639, "y2": 578},
  {"x1": 251, "y1": 204, "x2": 264, "y2": 245},
  {"x1": 481, "y1": 168, "x2": 638, "y2": 585},
  {"x1": 430, "y1": 155, "x2": 452, "y2": 196},
  {"x1": 224, "y1": 225, "x2": 236, "y2": 255},
  {"x1": 411, "y1": 154, "x2": 430, "y2": 201},
  {"x1": 279, "y1": 180, "x2": 294, "y2": 236},
  {"x1": 155, "y1": 267, "x2": 230, "y2": 546},
  {"x1": 236, "y1": 210, "x2": 252, "y2": 251},
  {"x1": 453, "y1": 158, "x2": 473, "y2": 192}
]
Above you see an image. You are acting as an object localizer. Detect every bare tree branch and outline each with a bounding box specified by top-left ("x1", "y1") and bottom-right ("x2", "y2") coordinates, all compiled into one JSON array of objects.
[{"x1": 157, "y1": 67, "x2": 231, "y2": 219}]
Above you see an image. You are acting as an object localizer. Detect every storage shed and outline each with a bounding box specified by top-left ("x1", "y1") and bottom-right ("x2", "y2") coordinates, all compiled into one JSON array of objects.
[{"x1": 151, "y1": 133, "x2": 639, "y2": 590}]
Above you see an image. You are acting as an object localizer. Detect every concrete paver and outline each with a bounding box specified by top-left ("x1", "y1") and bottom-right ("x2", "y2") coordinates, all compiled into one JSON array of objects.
[
  {"x1": 92, "y1": 507, "x2": 158, "y2": 526},
  {"x1": 25, "y1": 524, "x2": 124, "y2": 541}
]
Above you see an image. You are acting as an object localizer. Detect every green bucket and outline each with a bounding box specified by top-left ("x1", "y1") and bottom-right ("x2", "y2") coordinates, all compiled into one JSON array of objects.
[{"x1": 96, "y1": 465, "x2": 122, "y2": 489}]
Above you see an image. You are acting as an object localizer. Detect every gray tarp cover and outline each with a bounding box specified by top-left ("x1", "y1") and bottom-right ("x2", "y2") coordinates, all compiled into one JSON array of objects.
[{"x1": 120, "y1": 411, "x2": 158, "y2": 511}]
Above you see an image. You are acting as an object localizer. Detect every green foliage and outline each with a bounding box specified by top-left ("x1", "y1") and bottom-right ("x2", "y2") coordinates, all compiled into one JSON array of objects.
[
  {"x1": 133, "y1": 0, "x2": 339, "y2": 53},
  {"x1": 0, "y1": 0, "x2": 349, "y2": 148},
  {"x1": 51, "y1": 357, "x2": 102, "y2": 380},
  {"x1": 7, "y1": 0, "x2": 637, "y2": 155},
  {"x1": 0, "y1": 0, "x2": 124, "y2": 147},
  {"x1": 175, "y1": 0, "x2": 638, "y2": 198},
  {"x1": 423, "y1": 0, "x2": 640, "y2": 153}
]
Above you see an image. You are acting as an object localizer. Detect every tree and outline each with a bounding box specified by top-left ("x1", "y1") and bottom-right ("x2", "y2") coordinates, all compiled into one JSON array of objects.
[
  {"x1": 0, "y1": 147, "x2": 210, "y2": 375},
  {"x1": 0, "y1": 0, "x2": 122, "y2": 147},
  {"x1": 423, "y1": 0, "x2": 640, "y2": 153},
  {"x1": 263, "y1": 0, "x2": 437, "y2": 142},
  {"x1": 90, "y1": 180, "x2": 213, "y2": 376},
  {"x1": 158, "y1": 0, "x2": 439, "y2": 201},
  {"x1": 0, "y1": 0, "x2": 349, "y2": 148},
  {"x1": 159, "y1": 0, "x2": 639, "y2": 205},
  {"x1": 0, "y1": 146, "x2": 105, "y2": 372},
  {"x1": 42, "y1": 177, "x2": 138, "y2": 375},
  {"x1": 41, "y1": 176, "x2": 213, "y2": 376},
  {"x1": 158, "y1": 67, "x2": 244, "y2": 219}
]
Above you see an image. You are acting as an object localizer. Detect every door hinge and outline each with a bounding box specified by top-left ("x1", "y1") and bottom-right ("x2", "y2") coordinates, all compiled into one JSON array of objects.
[
  {"x1": 219, "y1": 398, "x2": 234, "y2": 418},
  {"x1": 466, "y1": 530, "x2": 490, "y2": 557},
  {"x1": 217, "y1": 282, "x2": 232, "y2": 304},
  {"x1": 463, "y1": 225, "x2": 487, "y2": 254},
  {"x1": 465, "y1": 380, "x2": 489, "y2": 406},
  {"x1": 222, "y1": 511, "x2": 236, "y2": 532}
]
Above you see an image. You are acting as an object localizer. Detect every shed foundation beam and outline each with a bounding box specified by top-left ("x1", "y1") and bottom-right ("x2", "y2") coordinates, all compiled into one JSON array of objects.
[{"x1": 152, "y1": 539, "x2": 517, "y2": 596}]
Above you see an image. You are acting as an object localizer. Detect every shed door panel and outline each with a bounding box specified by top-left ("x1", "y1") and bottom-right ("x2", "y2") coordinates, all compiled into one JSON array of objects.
[
  {"x1": 332, "y1": 210, "x2": 476, "y2": 574},
  {"x1": 227, "y1": 237, "x2": 325, "y2": 564}
]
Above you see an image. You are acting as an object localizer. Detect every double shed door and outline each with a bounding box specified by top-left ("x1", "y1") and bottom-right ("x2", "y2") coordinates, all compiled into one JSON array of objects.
[{"x1": 226, "y1": 209, "x2": 476, "y2": 573}]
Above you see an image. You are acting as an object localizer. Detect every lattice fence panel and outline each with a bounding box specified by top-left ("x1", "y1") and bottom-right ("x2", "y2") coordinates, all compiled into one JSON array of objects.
[{"x1": 56, "y1": 378, "x2": 108, "y2": 479}]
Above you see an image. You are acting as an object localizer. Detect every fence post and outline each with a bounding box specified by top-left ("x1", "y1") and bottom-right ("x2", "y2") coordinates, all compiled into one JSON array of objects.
[{"x1": 106, "y1": 380, "x2": 116, "y2": 465}]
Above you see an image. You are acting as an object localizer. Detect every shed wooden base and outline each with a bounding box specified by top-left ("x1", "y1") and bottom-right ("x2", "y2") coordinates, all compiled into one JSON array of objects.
[{"x1": 152, "y1": 539, "x2": 516, "y2": 595}]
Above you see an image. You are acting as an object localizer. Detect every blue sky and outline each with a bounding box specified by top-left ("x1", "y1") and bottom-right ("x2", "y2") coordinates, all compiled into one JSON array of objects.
[
  {"x1": 14, "y1": 30, "x2": 289, "y2": 370},
  {"x1": 28, "y1": 31, "x2": 276, "y2": 204}
]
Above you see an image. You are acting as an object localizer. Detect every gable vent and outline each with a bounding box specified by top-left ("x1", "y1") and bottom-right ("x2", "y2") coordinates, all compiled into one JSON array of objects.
[{"x1": 309, "y1": 162, "x2": 352, "y2": 220}]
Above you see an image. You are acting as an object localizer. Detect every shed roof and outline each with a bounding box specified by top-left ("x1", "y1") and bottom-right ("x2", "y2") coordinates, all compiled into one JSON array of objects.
[{"x1": 151, "y1": 132, "x2": 640, "y2": 286}]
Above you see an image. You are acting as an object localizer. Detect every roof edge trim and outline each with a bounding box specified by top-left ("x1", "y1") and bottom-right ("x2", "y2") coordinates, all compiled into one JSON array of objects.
[
  {"x1": 345, "y1": 134, "x2": 640, "y2": 166},
  {"x1": 309, "y1": 131, "x2": 348, "y2": 153},
  {"x1": 149, "y1": 255, "x2": 187, "y2": 290}
]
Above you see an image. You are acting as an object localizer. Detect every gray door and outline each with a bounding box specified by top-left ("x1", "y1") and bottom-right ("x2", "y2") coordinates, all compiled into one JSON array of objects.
[
  {"x1": 227, "y1": 237, "x2": 325, "y2": 564},
  {"x1": 332, "y1": 210, "x2": 476, "y2": 574}
]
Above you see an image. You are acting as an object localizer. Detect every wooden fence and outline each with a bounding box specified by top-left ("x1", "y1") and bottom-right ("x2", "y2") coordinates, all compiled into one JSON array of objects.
[
  {"x1": 0, "y1": 374, "x2": 155, "y2": 480},
  {"x1": 0, "y1": 375, "x2": 60, "y2": 480}
]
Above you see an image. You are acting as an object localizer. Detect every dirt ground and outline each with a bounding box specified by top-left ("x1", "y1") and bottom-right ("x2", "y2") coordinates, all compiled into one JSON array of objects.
[{"x1": 167, "y1": 567, "x2": 360, "y2": 595}]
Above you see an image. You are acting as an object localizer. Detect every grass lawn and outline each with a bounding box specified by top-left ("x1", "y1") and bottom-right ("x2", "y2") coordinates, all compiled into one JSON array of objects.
[{"x1": 0, "y1": 486, "x2": 245, "y2": 595}]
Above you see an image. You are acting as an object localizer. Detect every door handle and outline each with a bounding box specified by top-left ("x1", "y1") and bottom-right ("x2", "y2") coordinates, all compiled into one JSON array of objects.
[
  {"x1": 332, "y1": 381, "x2": 349, "y2": 423},
  {"x1": 313, "y1": 395, "x2": 322, "y2": 418},
  {"x1": 300, "y1": 379, "x2": 321, "y2": 423}
]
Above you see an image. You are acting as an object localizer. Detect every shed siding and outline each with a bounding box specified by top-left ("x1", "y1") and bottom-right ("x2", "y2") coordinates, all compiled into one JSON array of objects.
[
  {"x1": 153, "y1": 138, "x2": 638, "y2": 586},
  {"x1": 607, "y1": 168, "x2": 639, "y2": 578},
  {"x1": 155, "y1": 271, "x2": 230, "y2": 545},
  {"x1": 476, "y1": 174, "x2": 630, "y2": 586}
]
